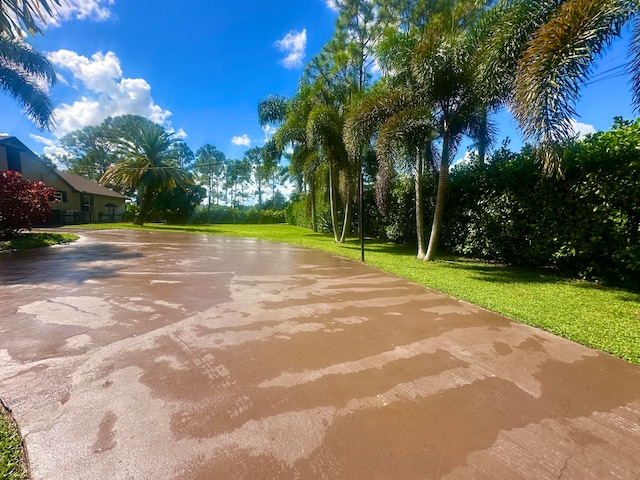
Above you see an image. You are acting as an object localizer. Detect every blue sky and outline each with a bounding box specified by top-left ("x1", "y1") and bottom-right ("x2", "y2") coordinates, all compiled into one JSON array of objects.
[{"x1": 0, "y1": 0, "x2": 637, "y2": 164}]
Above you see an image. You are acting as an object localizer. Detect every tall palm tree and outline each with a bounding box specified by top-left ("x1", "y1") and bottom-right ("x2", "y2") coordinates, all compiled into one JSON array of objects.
[
  {"x1": 259, "y1": 87, "x2": 337, "y2": 236},
  {"x1": 346, "y1": 81, "x2": 437, "y2": 259},
  {"x1": 259, "y1": 92, "x2": 321, "y2": 231},
  {"x1": 351, "y1": 0, "x2": 496, "y2": 261},
  {"x1": 100, "y1": 122, "x2": 193, "y2": 226},
  {"x1": 0, "y1": 33, "x2": 56, "y2": 129}
]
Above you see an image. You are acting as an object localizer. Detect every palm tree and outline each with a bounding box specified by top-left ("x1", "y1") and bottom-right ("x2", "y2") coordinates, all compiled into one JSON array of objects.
[
  {"x1": 0, "y1": 0, "x2": 61, "y2": 39},
  {"x1": 480, "y1": 0, "x2": 640, "y2": 170},
  {"x1": 413, "y1": 27, "x2": 492, "y2": 260},
  {"x1": 346, "y1": 81, "x2": 437, "y2": 259},
  {"x1": 349, "y1": 1, "x2": 496, "y2": 260},
  {"x1": 259, "y1": 89, "x2": 322, "y2": 234},
  {"x1": 100, "y1": 122, "x2": 193, "y2": 226},
  {"x1": 194, "y1": 144, "x2": 225, "y2": 211},
  {"x1": 0, "y1": 33, "x2": 56, "y2": 129}
]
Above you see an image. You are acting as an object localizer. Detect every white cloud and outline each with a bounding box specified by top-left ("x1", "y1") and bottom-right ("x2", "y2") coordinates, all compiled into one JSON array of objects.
[
  {"x1": 325, "y1": 0, "x2": 339, "y2": 11},
  {"x1": 231, "y1": 134, "x2": 251, "y2": 147},
  {"x1": 45, "y1": 0, "x2": 114, "y2": 26},
  {"x1": 170, "y1": 128, "x2": 188, "y2": 140},
  {"x1": 569, "y1": 118, "x2": 596, "y2": 138},
  {"x1": 30, "y1": 134, "x2": 72, "y2": 167},
  {"x1": 275, "y1": 29, "x2": 307, "y2": 69},
  {"x1": 261, "y1": 124, "x2": 277, "y2": 143},
  {"x1": 2, "y1": 0, "x2": 113, "y2": 36},
  {"x1": 452, "y1": 150, "x2": 477, "y2": 170},
  {"x1": 47, "y1": 49, "x2": 171, "y2": 137}
]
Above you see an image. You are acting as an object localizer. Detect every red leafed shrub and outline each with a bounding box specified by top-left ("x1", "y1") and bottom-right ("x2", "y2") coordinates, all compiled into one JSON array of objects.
[{"x1": 0, "y1": 170, "x2": 56, "y2": 239}]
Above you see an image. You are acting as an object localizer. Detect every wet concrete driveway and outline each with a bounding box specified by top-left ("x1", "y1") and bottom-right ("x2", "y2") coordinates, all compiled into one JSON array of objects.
[{"x1": 1, "y1": 229, "x2": 640, "y2": 479}]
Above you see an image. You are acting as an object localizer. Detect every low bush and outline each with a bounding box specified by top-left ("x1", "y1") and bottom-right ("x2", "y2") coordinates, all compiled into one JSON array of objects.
[{"x1": 0, "y1": 170, "x2": 55, "y2": 239}]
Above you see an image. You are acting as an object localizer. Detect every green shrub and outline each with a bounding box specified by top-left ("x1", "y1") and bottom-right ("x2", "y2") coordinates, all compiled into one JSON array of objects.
[
  {"x1": 285, "y1": 195, "x2": 311, "y2": 227},
  {"x1": 192, "y1": 205, "x2": 285, "y2": 225},
  {"x1": 442, "y1": 118, "x2": 640, "y2": 285}
]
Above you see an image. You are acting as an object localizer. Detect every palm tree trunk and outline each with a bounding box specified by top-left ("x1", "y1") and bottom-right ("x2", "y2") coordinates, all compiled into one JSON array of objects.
[
  {"x1": 207, "y1": 176, "x2": 213, "y2": 213},
  {"x1": 339, "y1": 200, "x2": 350, "y2": 243},
  {"x1": 310, "y1": 176, "x2": 317, "y2": 232},
  {"x1": 328, "y1": 163, "x2": 340, "y2": 243},
  {"x1": 425, "y1": 136, "x2": 450, "y2": 261},
  {"x1": 134, "y1": 187, "x2": 154, "y2": 226},
  {"x1": 478, "y1": 108, "x2": 488, "y2": 164},
  {"x1": 415, "y1": 148, "x2": 426, "y2": 260}
]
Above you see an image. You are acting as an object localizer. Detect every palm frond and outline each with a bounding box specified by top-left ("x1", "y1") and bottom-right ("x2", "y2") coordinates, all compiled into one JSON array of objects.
[
  {"x1": 628, "y1": 8, "x2": 640, "y2": 111},
  {"x1": 513, "y1": 0, "x2": 630, "y2": 145},
  {"x1": 257, "y1": 94, "x2": 288, "y2": 127},
  {"x1": 344, "y1": 83, "x2": 417, "y2": 158},
  {"x1": 0, "y1": 0, "x2": 61, "y2": 38},
  {"x1": 0, "y1": 33, "x2": 56, "y2": 129}
]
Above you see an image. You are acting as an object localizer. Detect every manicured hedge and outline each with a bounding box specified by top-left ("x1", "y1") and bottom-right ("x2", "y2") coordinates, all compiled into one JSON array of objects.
[
  {"x1": 443, "y1": 119, "x2": 640, "y2": 283},
  {"x1": 193, "y1": 206, "x2": 285, "y2": 225}
]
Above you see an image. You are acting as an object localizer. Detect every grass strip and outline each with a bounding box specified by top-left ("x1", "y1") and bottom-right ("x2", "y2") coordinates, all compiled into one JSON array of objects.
[
  {"x1": 0, "y1": 232, "x2": 79, "y2": 252},
  {"x1": 0, "y1": 404, "x2": 28, "y2": 480},
  {"x1": 68, "y1": 223, "x2": 640, "y2": 364}
]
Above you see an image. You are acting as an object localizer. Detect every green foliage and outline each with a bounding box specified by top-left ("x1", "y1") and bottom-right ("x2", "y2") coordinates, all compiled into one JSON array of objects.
[
  {"x1": 122, "y1": 203, "x2": 138, "y2": 222},
  {"x1": 285, "y1": 193, "x2": 331, "y2": 231},
  {"x1": 0, "y1": 407, "x2": 27, "y2": 480},
  {"x1": 194, "y1": 144, "x2": 225, "y2": 207},
  {"x1": 0, "y1": 33, "x2": 57, "y2": 129},
  {"x1": 285, "y1": 195, "x2": 311, "y2": 228},
  {"x1": 193, "y1": 206, "x2": 285, "y2": 225},
  {"x1": 0, "y1": 232, "x2": 78, "y2": 251},
  {"x1": 148, "y1": 184, "x2": 206, "y2": 224},
  {"x1": 0, "y1": 0, "x2": 61, "y2": 39},
  {"x1": 443, "y1": 119, "x2": 640, "y2": 284},
  {"x1": 0, "y1": 170, "x2": 55, "y2": 239},
  {"x1": 100, "y1": 121, "x2": 194, "y2": 225}
]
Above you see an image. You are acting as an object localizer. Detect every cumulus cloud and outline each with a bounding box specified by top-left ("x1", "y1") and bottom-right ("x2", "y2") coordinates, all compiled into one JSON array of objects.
[
  {"x1": 232, "y1": 134, "x2": 251, "y2": 147},
  {"x1": 30, "y1": 134, "x2": 72, "y2": 166},
  {"x1": 569, "y1": 118, "x2": 596, "y2": 138},
  {"x1": 47, "y1": 49, "x2": 171, "y2": 137},
  {"x1": 45, "y1": 0, "x2": 114, "y2": 26},
  {"x1": 275, "y1": 29, "x2": 307, "y2": 69},
  {"x1": 170, "y1": 128, "x2": 188, "y2": 140}
]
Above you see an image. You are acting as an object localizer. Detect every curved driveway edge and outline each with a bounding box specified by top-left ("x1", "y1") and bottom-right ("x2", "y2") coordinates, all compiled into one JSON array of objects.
[{"x1": 1, "y1": 229, "x2": 639, "y2": 479}]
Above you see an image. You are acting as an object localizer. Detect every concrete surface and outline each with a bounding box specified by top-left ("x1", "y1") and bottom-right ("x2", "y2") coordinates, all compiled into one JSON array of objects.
[{"x1": 1, "y1": 229, "x2": 639, "y2": 479}]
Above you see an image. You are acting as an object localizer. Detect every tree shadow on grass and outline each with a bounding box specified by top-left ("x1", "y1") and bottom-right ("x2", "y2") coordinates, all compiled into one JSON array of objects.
[{"x1": 434, "y1": 257, "x2": 640, "y2": 301}]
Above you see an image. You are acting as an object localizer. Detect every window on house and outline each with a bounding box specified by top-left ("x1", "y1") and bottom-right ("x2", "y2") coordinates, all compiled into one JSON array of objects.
[
  {"x1": 52, "y1": 191, "x2": 67, "y2": 203},
  {"x1": 81, "y1": 194, "x2": 93, "y2": 213},
  {"x1": 6, "y1": 147, "x2": 21, "y2": 172}
]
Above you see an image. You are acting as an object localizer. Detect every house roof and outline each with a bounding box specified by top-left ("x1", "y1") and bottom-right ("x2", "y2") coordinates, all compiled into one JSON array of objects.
[
  {"x1": 56, "y1": 171, "x2": 128, "y2": 199},
  {"x1": 0, "y1": 135, "x2": 30, "y2": 150},
  {"x1": 1, "y1": 135, "x2": 127, "y2": 200}
]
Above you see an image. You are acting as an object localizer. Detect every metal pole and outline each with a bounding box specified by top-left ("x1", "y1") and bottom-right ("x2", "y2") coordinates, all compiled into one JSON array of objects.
[{"x1": 359, "y1": 167, "x2": 364, "y2": 262}]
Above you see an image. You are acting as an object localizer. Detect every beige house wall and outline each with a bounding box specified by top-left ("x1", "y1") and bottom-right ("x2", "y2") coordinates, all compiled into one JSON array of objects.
[{"x1": 1, "y1": 141, "x2": 126, "y2": 223}]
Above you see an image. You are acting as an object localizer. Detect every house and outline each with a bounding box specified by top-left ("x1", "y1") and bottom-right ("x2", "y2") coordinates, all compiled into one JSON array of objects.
[{"x1": 0, "y1": 135, "x2": 127, "y2": 224}]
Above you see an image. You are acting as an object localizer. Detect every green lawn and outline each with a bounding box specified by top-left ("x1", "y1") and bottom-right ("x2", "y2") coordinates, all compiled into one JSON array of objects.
[
  {"x1": 71, "y1": 223, "x2": 640, "y2": 364},
  {"x1": 0, "y1": 232, "x2": 79, "y2": 252},
  {"x1": 0, "y1": 407, "x2": 27, "y2": 480}
]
